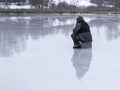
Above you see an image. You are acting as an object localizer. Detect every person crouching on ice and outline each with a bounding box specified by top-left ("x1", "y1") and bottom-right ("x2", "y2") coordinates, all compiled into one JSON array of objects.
[{"x1": 71, "y1": 16, "x2": 92, "y2": 48}]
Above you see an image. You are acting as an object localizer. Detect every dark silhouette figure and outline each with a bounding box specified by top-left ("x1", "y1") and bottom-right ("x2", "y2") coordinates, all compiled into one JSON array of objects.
[{"x1": 71, "y1": 16, "x2": 92, "y2": 48}]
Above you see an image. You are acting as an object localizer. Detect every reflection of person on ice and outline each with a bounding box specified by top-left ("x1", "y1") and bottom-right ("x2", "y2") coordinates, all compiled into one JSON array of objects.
[{"x1": 71, "y1": 16, "x2": 92, "y2": 48}]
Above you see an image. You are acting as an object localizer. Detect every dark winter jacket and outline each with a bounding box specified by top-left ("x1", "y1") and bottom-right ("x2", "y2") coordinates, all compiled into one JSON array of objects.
[{"x1": 73, "y1": 16, "x2": 92, "y2": 42}]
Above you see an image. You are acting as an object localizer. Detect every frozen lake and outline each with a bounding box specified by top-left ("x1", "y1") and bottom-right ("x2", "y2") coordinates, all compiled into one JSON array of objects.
[{"x1": 0, "y1": 14, "x2": 120, "y2": 90}]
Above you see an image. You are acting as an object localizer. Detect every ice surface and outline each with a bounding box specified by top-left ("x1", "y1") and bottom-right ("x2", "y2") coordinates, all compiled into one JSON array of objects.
[{"x1": 0, "y1": 14, "x2": 120, "y2": 90}]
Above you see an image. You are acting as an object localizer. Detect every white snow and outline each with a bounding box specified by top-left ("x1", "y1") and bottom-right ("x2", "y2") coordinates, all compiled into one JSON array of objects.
[
  {"x1": 0, "y1": 2, "x2": 31, "y2": 9},
  {"x1": 102, "y1": 4, "x2": 114, "y2": 8},
  {"x1": 53, "y1": 0, "x2": 97, "y2": 7},
  {"x1": 9, "y1": 5, "x2": 31, "y2": 9}
]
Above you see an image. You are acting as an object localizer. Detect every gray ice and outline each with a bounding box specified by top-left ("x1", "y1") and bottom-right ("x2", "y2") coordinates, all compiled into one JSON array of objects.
[{"x1": 0, "y1": 14, "x2": 120, "y2": 90}]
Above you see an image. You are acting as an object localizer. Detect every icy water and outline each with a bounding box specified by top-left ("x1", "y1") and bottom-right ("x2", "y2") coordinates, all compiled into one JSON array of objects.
[{"x1": 0, "y1": 14, "x2": 120, "y2": 90}]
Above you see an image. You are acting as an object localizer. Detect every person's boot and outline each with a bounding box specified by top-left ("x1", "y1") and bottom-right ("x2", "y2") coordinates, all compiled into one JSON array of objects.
[{"x1": 73, "y1": 43, "x2": 81, "y2": 49}]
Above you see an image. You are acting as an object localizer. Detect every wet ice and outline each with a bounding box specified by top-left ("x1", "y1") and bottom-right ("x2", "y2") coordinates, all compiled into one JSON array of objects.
[{"x1": 0, "y1": 14, "x2": 120, "y2": 90}]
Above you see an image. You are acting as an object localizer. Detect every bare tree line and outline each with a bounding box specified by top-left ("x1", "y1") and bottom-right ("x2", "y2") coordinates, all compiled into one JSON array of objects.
[
  {"x1": 0, "y1": 0, "x2": 77, "y2": 9},
  {"x1": 91, "y1": 0, "x2": 120, "y2": 8},
  {"x1": 0, "y1": 0, "x2": 120, "y2": 8}
]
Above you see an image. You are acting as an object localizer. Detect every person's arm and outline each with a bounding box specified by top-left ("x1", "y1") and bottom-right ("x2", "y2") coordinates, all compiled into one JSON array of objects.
[{"x1": 73, "y1": 23, "x2": 81, "y2": 35}]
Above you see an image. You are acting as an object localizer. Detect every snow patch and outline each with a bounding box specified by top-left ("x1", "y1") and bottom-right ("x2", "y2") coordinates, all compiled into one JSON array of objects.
[
  {"x1": 0, "y1": 3, "x2": 31, "y2": 9},
  {"x1": 102, "y1": 4, "x2": 114, "y2": 8},
  {"x1": 53, "y1": 0, "x2": 97, "y2": 7},
  {"x1": 9, "y1": 4, "x2": 31, "y2": 9}
]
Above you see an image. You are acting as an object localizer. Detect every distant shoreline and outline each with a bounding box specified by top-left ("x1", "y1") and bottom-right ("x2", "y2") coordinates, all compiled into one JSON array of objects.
[{"x1": 0, "y1": 8, "x2": 120, "y2": 14}]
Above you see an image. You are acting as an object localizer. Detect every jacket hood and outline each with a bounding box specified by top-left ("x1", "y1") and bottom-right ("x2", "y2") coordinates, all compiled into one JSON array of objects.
[{"x1": 76, "y1": 16, "x2": 84, "y2": 23}]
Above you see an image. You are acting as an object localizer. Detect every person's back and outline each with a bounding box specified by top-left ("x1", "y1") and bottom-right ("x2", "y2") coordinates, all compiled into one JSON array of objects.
[
  {"x1": 71, "y1": 16, "x2": 92, "y2": 48},
  {"x1": 78, "y1": 20, "x2": 90, "y2": 33}
]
